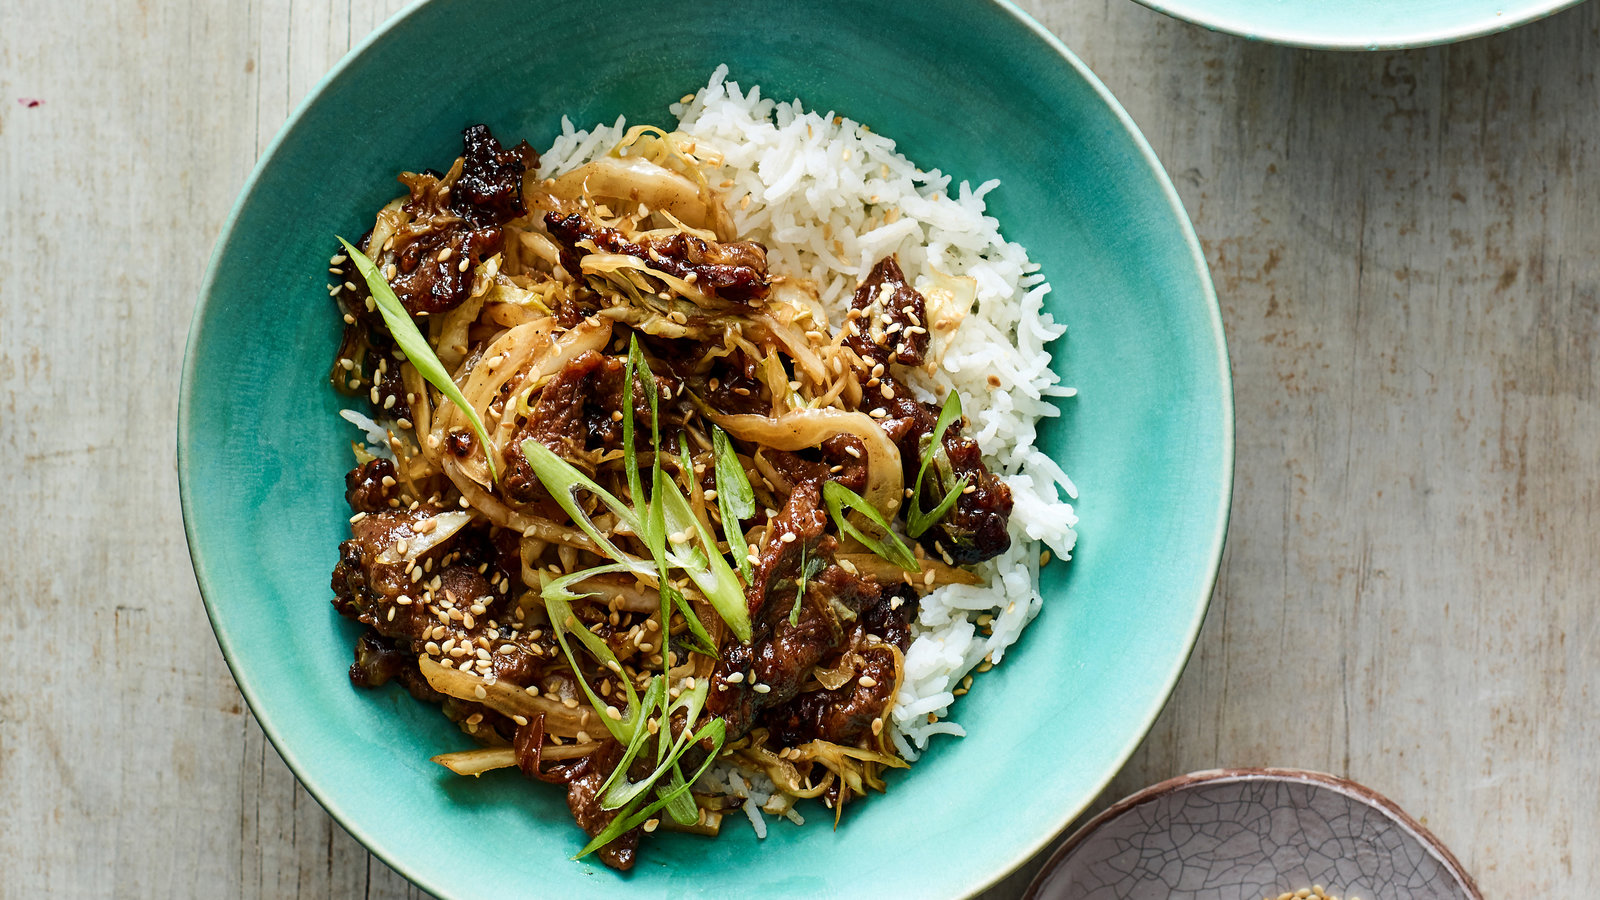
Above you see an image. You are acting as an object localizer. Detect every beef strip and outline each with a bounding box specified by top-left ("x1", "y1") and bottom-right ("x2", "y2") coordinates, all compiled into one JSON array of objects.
[
  {"x1": 760, "y1": 585, "x2": 915, "y2": 747},
  {"x1": 500, "y1": 349, "x2": 678, "y2": 504},
  {"x1": 449, "y1": 124, "x2": 538, "y2": 227},
  {"x1": 544, "y1": 212, "x2": 770, "y2": 303},
  {"x1": 344, "y1": 458, "x2": 397, "y2": 513},
  {"x1": 559, "y1": 741, "x2": 639, "y2": 870},
  {"x1": 760, "y1": 434, "x2": 870, "y2": 497},
  {"x1": 876, "y1": 377, "x2": 1013, "y2": 565},
  {"x1": 704, "y1": 482, "x2": 886, "y2": 740},
  {"x1": 845, "y1": 256, "x2": 929, "y2": 369},
  {"x1": 332, "y1": 125, "x2": 533, "y2": 321},
  {"x1": 859, "y1": 583, "x2": 919, "y2": 653},
  {"x1": 330, "y1": 506, "x2": 555, "y2": 689},
  {"x1": 761, "y1": 628, "x2": 898, "y2": 747}
]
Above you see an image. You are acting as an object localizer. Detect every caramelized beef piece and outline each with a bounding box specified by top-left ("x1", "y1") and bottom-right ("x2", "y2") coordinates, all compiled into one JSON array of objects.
[
  {"x1": 349, "y1": 630, "x2": 454, "y2": 706},
  {"x1": 845, "y1": 256, "x2": 929, "y2": 369},
  {"x1": 654, "y1": 343, "x2": 768, "y2": 416},
  {"x1": 502, "y1": 350, "x2": 675, "y2": 504},
  {"x1": 330, "y1": 510, "x2": 555, "y2": 687},
  {"x1": 705, "y1": 482, "x2": 887, "y2": 739},
  {"x1": 349, "y1": 629, "x2": 409, "y2": 687},
  {"x1": 344, "y1": 459, "x2": 397, "y2": 513},
  {"x1": 450, "y1": 124, "x2": 536, "y2": 227},
  {"x1": 860, "y1": 584, "x2": 919, "y2": 652},
  {"x1": 761, "y1": 436, "x2": 868, "y2": 497},
  {"x1": 389, "y1": 223, "x2": 503, "y2": 316},
  {"x1": 762, "y1": 629, "x2": 899, "y2": 747},
  {"x1": 876, "y1": 380, "x2": 1013, "y2": 565},
  {"x1": 560, "y1": 743, "x2": 639, "y2": 870},
  {"x1": 545, "y1": 213, "x2": 770, "y2": 303},
  {"x1": 362, "y1": 125, "x2": 531, "y2": 317},
  {"x1": 763, "y1": 586, "x2": 913, "y2": 746}
]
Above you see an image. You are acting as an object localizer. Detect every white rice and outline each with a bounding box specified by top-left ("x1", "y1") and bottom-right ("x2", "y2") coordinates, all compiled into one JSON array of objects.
[{"x1": 342, "y1": 65, "x2": 1079, "y2": 834}]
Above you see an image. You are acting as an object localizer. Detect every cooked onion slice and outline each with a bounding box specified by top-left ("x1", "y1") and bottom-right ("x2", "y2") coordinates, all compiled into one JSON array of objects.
[
  {"x1": 706, "y1": 408, "x2": 905, "y2": 517},
  {"x1": 418, "y1": 656, "x2": 597, "y2": 738}
]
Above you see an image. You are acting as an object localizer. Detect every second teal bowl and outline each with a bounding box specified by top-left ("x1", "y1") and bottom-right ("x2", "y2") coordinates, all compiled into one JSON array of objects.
[{"x1": 1134, "y1": 0, "x2": 1585, "y2": 49}]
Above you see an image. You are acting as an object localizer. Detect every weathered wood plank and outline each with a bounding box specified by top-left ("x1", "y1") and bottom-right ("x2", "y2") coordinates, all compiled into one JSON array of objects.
[{"x1": 1, "y1": 0, "x2": 1594, "y2": 897}]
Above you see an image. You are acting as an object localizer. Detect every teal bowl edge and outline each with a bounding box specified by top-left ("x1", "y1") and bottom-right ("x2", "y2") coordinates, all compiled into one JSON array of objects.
[
  {"x1": 176, "y1": 1, "x2": 1235, "y2": 896},
  {"x1": 1131, "y1": 0, "x2": 1587, "y2": 50}
]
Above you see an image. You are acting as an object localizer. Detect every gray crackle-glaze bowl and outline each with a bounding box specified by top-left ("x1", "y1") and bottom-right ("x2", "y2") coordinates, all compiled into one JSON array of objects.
[
  {"x1": 178, "y1": 0, "x2": 1232, "y2": 897},
  {"x1": 1025, "y1": 769, "x2": 1482, "y2": 900}
]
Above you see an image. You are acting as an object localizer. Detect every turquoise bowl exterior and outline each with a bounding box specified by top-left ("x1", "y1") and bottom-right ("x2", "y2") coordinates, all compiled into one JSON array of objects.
[
  {"x1": 178, "y1": 1, "x2": 1232, "y2": 897},
  {"x1": 1134, "y1": 0, "x2": 1585, "y2": 49}
]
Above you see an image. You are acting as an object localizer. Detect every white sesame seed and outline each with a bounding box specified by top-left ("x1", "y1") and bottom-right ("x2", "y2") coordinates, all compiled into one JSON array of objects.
[{"x1": 472, "y1": 685, "x2": 487, "y2": 699}]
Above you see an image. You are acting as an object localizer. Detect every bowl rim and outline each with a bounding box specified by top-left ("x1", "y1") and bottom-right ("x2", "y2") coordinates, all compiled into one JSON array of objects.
[
  {"x1": 1022, "y1": 767, "x2": 1484, "y2": 900},
  {"x1": 176, "y1": 1, "x2": 1234, "y2": 897},
  {"x1": 1128, "y1": 0, "x2": 1587, "y2": 50}
]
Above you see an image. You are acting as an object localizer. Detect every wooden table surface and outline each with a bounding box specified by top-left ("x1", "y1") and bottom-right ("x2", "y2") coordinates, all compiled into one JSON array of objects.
[{"x1": 3, "y1": 0, "x2": 1595, "y2": 895}]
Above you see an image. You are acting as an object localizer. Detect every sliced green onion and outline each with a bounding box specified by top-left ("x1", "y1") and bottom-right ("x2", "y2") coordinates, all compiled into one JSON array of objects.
[
  {"x1": 823, "y1": 480, "x2": 920, "y2": 572},
  {"x1": 712, "y1": 426, "x2": 756, "y2": 580},
  {"x1": 906, "y1": 390, "x2": 970, "y2": 538},
  {"x1": 789, "y1": 542, "x2": 825, "y2": 627},
  {"x1": 660, "y1": 471, "x2": 751, "y2": 642},
  {"x1": 595, "y1": 675, "x2": 665, "y2": 801},
  {"x1": 519, "y1": 439, "x2": 650, "y2": 576},
  {"x1": 337, "y1": 237, "x2": 497, "y2": 480},
  {"x1": 575, "y1": 717, "x2": 726, "y2": 860},
  {"x1": 600, "y1": 678, "x2": 709, "y2": 812},
  {"x1": 623, "y1": 338, "x2": 719, "y2": 657},
  {"x1": 540, "y1": 564, "x2": 645, "y2": 744}
]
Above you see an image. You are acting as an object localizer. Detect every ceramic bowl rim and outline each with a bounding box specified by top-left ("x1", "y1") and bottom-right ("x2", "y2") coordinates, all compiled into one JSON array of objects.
[
  {"x1": 1128, "y1": 0, "x2": 1586, "y2": 50},
  {"x1": 1022, "y1": 767, "x2": 1484, "y2": 900},
  {"x1": 177, "y1": 1, "x2": 1233, "y2": 896}
]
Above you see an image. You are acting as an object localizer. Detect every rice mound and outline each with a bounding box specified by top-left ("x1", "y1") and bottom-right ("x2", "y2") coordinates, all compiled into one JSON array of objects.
[{"x1": 537, "y1": 65, "x2": 1078, "y2": 817}]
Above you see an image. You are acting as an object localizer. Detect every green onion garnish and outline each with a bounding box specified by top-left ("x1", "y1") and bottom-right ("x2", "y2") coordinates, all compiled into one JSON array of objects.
[
  {"x1": 337, "y1": 236, "x2": 498, "y2": 480},
  {"x1": 905, "y1": 390, "x2": 970, "y2": 538},
  {"x1": 520, "y1": 439, "x2": 650, "y2": 577},
  {"x1": 789, "y1": 542, "x2": 825, "y2": 626},
  {"x1": 623, "y1": 337, "x2": 741, "y2": 651},
  {"x1": 712, "y1": 426, "x2": 756, "y2": 580},
  {"x1": 575, "y1": 717, "x2": 725, "y2": 860},
  {"x1": 822, "y1": 480, "x2": 920, "y2": 572},
  {"x1": 540, "y1": 563, "x2": 647, "y2": 744}
]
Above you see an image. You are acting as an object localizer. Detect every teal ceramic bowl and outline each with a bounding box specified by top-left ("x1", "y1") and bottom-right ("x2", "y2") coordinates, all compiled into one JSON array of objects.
[
  {"x1": 178, "y1": 1, "x2": 1231, "y2": 897},
  {"x1": 1136, "y1": 0, "x2": 1586, "y2": 49}
]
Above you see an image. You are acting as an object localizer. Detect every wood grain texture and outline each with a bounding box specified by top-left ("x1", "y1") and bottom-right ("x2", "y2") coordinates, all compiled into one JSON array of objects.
[{"x1": 1, "y1": 0, "x2": 1594, "y2": 896}]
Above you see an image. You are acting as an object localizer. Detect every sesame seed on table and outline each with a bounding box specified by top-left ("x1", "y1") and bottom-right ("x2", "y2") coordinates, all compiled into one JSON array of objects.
[{"x1": 1, "y1": 0, "x2": 1596, "y2": 897}]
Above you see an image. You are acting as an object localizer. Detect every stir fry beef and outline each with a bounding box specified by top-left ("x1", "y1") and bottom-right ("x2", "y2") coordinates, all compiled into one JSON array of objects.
[
  {"x1": 502, "y1": 350, "x2": 678, "y2": 504},
  {"x1": 330, "y1": 505, "x2": 554, "y2": 689},
  {"x1": 860, "y1": 584, "x2": 919, "y2": 653},
  {"x1": 544, "y1": 213, "x2": 771, "y2": 303},
  {"x1": 876, "y1": 380, "x2": 1013, "y2": 565},
  {"x1": 761, "y1": 435, "x2": 869, "y2": 498},
  {"x1": 763, "y1": 630, "x2": 898, "y2": 747},
  {"x1": 845, "y1": 256, "x2": 929, "y2": 369},
  {"x1": 655, "y1": 343, "x2": 769, "y2": 416},
  {"x1": 706, "y1": 481, "x2": 887, "y2": 740},
  {"x1": 385, "y1": 125, "x2": 534, "y2": 317},
  {"x1": 559, "y1": 742, "x2": 640, "y2": 870},
  {"x1": 450, "y1": 124, "x2": 538, "y2": 227},
  {"x1": 763, "y1": 585, "x2": 915, "y2": 747},
  {"x1": 344, "y1": 458, "x2": 398, "y2": 513}
]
